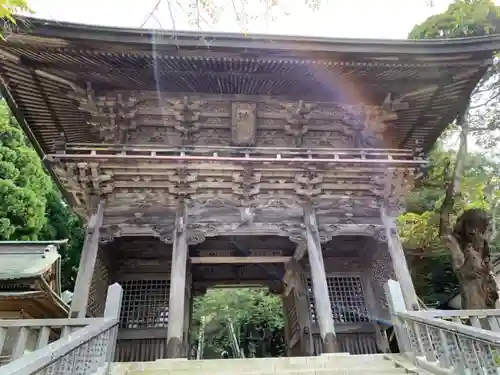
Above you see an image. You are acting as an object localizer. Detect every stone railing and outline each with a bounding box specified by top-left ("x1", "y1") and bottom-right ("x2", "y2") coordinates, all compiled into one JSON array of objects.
[
  {"x1": 0, "y1": 317, "x2": 107, "y2": 365},
  {"x1": 386, "y1": 279, "x2": 500, "y2": 375},
  {"x1": 416, "y1": 309, "x2": 500, "y2": 332},
  {"x1": 0, "y1": 283, "x2": 122, "y2": 375}
]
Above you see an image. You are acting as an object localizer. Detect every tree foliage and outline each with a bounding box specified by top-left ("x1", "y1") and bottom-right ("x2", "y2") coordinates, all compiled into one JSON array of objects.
[
  {"x1": 402, "y1": 0, "x2": 500, "y2": 307},
  {"x1": 0, "y1": 0, "x2": 30, "y2": 37},
  {"x1": 0, "y1": 100, "x2": 84, "y2": 290},
  {"x1": 39, "y1": 190, "x2": 84, "y2": 291},
  {"x1": 191, "y1": 288, "x2": 285, "y2": 358},
  {"x1": 146, "y1": 0, "x2": 325, "y2": 29},
  {"x1": 399, "y1": 145, "x2": 500, "y2": 305},
  {"x1": 0, "y1": 101, "x2": 51, "y2": 239},
  {"x1": 409, "y1": 0, "x2": 500, "y2": 39}
]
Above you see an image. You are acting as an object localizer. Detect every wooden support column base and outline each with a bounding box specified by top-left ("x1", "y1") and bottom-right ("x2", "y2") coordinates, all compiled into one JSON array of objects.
[
  {"x1": 322, "y1": 332, "x2": 340, "y2": 353},
  {"x1": 166, "y1": 336, "x2": 183, "y2": 358}
]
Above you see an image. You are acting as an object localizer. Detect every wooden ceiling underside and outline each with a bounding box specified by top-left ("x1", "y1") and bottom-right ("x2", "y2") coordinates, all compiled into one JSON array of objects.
[{"x1": 104, "y1": 235, "x2": 368, "y2": 288}]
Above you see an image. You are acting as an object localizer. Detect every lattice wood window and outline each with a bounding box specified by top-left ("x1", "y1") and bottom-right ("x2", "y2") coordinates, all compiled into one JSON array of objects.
[
  {"x1": 0, "y1": 282, "x2": 32, "y2": 291},
  {"x1": 120, "y1": 279, "x2": 170, "y2": 329},
  {"x1": 306, "y1": 275, "x2": 369, "y2": 323},
  {"x1": 283, "y1": 291, "x2": 299, "y2": 336},
  {"x1": 88, "y1": 255, "x2": 109, "y2": 317}
]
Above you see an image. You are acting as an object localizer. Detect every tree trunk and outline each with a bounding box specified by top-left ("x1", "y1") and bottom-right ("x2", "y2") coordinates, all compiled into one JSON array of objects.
[
  {"x1": 448, "y1": 209, "x2": 498, "y2": 309},
  {"x1": 439, "y1": 107, "x2": 499, "y2": 309}
]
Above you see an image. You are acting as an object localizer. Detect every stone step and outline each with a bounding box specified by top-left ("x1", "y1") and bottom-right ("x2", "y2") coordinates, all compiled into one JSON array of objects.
[
  {"x1": 112, "y1": 354, "x2": 412, "y2": 375},
  {"x1": 136, "y1": 362, "x2": 398, "y2": 373},
  {"x1": 129, "y1": 367, "x2": 409, "y2": 375},
  {"x1": 144, "y1": 354, "x2": 389, "y2": 371},
  {"x1": 126, "y1": 367, "x2": 407, "y2": 375}
]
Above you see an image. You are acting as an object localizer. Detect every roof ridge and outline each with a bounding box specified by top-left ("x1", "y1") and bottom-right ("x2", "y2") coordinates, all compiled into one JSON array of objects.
[{"x1": 9, "y1": 16, "x2": 500, "y2": 56}]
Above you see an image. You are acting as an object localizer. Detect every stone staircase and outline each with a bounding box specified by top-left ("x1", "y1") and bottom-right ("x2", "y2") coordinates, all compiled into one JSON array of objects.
[
  {"x1": 3, "y1": 281, "x2": 500, "y2": 375},
  {"x1": 111, "y1": 354, "x2": 420, "y2": 375}
]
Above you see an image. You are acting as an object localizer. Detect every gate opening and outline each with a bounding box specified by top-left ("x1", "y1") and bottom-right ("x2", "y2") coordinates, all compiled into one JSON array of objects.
[{"x1": 190, "y1": 287, "x2": 285, "y2": 359}]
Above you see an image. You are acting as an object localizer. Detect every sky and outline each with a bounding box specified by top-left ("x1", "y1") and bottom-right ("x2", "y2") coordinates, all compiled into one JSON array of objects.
[{"x1": 27, "y1": 0, "x2": 457, "y2": 39}]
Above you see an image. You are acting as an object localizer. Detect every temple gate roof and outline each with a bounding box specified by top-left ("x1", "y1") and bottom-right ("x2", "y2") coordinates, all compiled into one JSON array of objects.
[
  {"x1": 0, "y1": 17, "x2": 499, "y2": 156},
  {"x1": 1, "y1": 18, "x2": 499, "y2": 233}
]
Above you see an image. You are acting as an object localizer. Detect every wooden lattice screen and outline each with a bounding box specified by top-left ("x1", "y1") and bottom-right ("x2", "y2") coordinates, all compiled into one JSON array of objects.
[
  {"x1": 282, "y1": 290, "x2": 301, "y2": 354},
  {"x1": 306, "y1": 274, "x2": 378, "y2": 355},
  {"x1": 119, "y1": 279, "x2": 170, "y2": 329},
  {"x1": 87, "y1": 251, "x2": 109, "y2": 317},
  {"x1": 306, "y1": 275, "x2": 369, "y2": 324},
  {"x1": 115, "y1": 278, "x2": 172, "y2": 362}
]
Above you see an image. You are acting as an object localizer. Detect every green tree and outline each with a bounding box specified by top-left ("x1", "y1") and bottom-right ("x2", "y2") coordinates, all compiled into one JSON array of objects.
[
  {"x1": 0, "y1": 0, "x2": 30, "y2": 37},
  {"x1": 403, "y1": 0, "x2": 500, "y2": 308},
  {"x1": 0, "y1": 101, "x2": 51, "y2": 240},
  {"x1": 399, "y1": 145, "x2": 500, "y2": 305},
  {"x1": 191, "y1": 288, "x2": 285, "y2": 358},
  {"x1": 0, "y1": 99, "x2": 84, "y2": 290},
  {"x1": 39, "y1": 190, "x2": 84, "y2": 291},
  {"x1": 409, "y1": 0, "x2": 500, "y2": 39}
]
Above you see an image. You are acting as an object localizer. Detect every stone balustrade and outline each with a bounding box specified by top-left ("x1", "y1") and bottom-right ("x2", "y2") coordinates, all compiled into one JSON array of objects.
[
  {"x1": 0, "y1": 283, "x2": 122, "y2": 375},
  {"x1": 386, "y1": 279, "x2": 500, "y2": 375}
]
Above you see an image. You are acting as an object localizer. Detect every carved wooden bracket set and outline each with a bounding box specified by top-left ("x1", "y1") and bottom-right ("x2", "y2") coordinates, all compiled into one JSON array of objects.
[{"x1": 48, "y1": 84, "x2": 425, "y2": 246}]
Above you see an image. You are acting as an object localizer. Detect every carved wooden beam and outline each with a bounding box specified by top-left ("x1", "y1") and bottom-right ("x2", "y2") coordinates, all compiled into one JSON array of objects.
[
  {"x1": 190, "y1": 256, "x2": 291, "y2": 264},
  {"x1": 293, "y1": 242, "x2": 307, "y2": 261}
]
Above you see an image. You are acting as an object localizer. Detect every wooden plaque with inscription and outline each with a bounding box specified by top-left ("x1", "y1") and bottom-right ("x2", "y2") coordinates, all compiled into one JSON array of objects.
[{"x1": 231, "y1": 102, "x2": 257, "y2": 145}]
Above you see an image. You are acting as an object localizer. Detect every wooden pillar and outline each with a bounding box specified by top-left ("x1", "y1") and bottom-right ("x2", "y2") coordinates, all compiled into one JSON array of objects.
[
  {"x1": 380, "y1": 205, "x2": 420, "y2": 311},
  {"x1": 304, "y1": 206, "x2": 338, "y2": 353},
  {"x1": 167, "y1": 201, "x2": 189, "y2": 358},
  {"x1": 292, "y1": 261, "x2": 314, "y2": 356},
  {"x1": 281, "y1": 292, "x2": 292, "y2": 357},
  {"x1": 182, "y1": 270, "x2": 193, "y2": 357},
  {"x1": 70, "y1": 201, "x2": 105, "y2": 318}
]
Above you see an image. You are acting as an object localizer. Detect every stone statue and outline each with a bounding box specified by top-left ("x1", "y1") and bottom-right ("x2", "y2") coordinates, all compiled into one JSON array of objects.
[{"x1": 448, "y1": 209, "x2": 498, "y2": 309}]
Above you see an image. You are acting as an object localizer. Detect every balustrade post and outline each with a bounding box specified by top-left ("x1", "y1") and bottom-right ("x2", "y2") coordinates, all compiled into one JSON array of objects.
[
  {"x1": 0, "y1": 327, "x2": 6, "y2": 355},
  {"x1": 104, "y1": 283, "x2": 123, "y2": 365},
  {"x1": 384, "y1": 279, "x2": 414, "y2": 360}
]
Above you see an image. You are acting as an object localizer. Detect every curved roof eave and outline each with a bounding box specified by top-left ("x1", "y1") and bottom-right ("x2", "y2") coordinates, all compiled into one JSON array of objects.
[{"x1": 11, "y1": 16, "x2": 500, "y2": 57}]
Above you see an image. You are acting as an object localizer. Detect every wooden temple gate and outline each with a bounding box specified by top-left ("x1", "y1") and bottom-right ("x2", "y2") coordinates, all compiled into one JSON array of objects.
[{"x1": 0, "y1": 17, "x2": 494, "y2": 362}]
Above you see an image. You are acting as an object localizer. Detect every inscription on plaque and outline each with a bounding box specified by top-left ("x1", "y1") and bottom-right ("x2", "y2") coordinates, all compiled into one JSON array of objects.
[{"x1": 231, "y1": 102, "x2": 256, "y2": 145}]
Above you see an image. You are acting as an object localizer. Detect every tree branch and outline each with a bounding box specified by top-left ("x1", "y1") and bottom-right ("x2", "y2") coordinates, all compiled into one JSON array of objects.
[
  {"x1": 439, "y1": 108, "x2": 470, "y2": 270},
  {"x1": 489, "y1": 199, "x2": 500, "y2": 243},
  {"x1": 439, "y1": 110, "x2": 469, "y2": 238},
  {"x1": 140, "y1": 0, "x2": 163, "y2": 28}
]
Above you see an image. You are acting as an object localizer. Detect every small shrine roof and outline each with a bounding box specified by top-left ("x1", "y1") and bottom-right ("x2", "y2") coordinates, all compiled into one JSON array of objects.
[
  {"x1": 0, "y1": 17, "x2": 499, "y2": 157},
  {"x1": 0, "y1": 241, "x2": 69, "y2": 318},
  {"x1": 0, "y1": 241, "x2": 66, "y2": 280}
]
